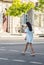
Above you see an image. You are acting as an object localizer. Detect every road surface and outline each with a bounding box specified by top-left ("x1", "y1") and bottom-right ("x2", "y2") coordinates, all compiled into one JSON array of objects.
[{"x1": 0, "y1": 42, "x2": 44, "y2": 65}]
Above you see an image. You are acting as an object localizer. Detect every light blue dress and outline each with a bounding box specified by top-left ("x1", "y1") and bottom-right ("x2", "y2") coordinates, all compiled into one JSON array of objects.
[{"x1": 25, "y1": 27, "x2": 33, "y2": 43}]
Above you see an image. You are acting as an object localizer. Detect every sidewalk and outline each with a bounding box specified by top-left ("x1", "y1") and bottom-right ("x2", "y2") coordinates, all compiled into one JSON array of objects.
[
  {"x1": 0, "y1": 31, "x2": 44, "y2": 44},
  {"x1": 0, "y1": 31, "x2": 44, "y2": 39},
  {"x1": 0, "y1": 32, "x2": 25, "y2": 39}
]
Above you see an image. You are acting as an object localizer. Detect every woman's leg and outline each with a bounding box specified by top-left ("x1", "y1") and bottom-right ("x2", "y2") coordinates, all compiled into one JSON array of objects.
[
  {"x1": 22, "y1": 42, "x2": 29, "y2": 54},
  {"x1": 24, "y1": 43, "x2": 29, "y2": 53},
  {"x1": 29, "y1": 43, "x2": 35, "y2": 54}
]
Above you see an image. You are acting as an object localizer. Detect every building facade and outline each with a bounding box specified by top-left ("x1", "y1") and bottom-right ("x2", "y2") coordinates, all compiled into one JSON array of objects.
[
  {"x1": 20, "y1": 9, "x2": 44, "y2": 34},
  {"x1": 32, "y1": 10, "x2": 44, "y2": 34}
]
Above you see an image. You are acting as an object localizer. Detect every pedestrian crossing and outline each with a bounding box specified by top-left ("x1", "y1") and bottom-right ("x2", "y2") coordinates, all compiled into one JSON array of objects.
[
  {"x1": 0, "y1": 47, "x2": 44, "y2": 65},
  {"x1": 0, "y1": 48, "x2": 44, "y2": 56},
  {"x1": 0, "y1": 58, "x2": 43, "y2": 65}
]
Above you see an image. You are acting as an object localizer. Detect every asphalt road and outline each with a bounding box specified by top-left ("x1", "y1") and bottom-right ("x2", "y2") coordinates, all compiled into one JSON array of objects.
[{"x1": 0, "y1": 43, "x2": 44, "y2": 65}]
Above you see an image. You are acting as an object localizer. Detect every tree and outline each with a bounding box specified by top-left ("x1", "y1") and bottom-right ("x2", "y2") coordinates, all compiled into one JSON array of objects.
[
  {"x1": 35, "y1": 0, "x2": 44, "y2": 12},
  {"x1": 39, "y1": 0, "x2": 44, "y2": 12},
  {"x1": 6, "y1": 0, "x2": 34, "y2": 16}
]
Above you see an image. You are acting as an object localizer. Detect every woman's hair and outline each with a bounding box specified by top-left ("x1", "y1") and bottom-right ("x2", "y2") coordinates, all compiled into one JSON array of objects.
[{"x1": 26, "y1": 22, "x2": 32, "y2": 31}]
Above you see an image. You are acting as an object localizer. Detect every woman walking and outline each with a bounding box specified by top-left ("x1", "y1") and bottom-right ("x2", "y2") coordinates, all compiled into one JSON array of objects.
[{"x1": 22, "y1": 22, "x2": 35, "y2": 56}]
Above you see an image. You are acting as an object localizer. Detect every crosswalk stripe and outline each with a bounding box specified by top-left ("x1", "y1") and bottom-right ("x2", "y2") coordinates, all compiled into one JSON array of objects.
[
  {"x1": 9, "y1": 50, "x2": 44, "y2": 55},
  {"x1": 9, "y1": 50, "x2": 20, "y2": 52},
  {"x1": 0, "y1": 58, "x2": 8, "y2": 60},
  {"x1": 0, "y1": 49, "x2": 6, "y2": 51},
  {"x1": 0, "y1": 49, "x2": 44, "y2": 56},
  {"x1": 29, "y1": 61, "x2": 43, "y2": 64},
  {"x1": 12, "y1": 59, "x2": 26, "y2": 62}
]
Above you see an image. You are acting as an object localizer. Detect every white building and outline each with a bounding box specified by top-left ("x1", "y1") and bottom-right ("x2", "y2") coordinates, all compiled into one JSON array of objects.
[
  {"x1": 32, "y1": 10, "x2": 44, "y2": 35},
  {"x1": 21, "y1": 9, "x2": 44, "y2": 35}
]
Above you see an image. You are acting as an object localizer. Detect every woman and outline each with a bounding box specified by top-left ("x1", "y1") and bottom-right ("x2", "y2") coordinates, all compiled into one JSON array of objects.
[{"x1": 22, "y1": 22, "x2": 35, "y2": 56}]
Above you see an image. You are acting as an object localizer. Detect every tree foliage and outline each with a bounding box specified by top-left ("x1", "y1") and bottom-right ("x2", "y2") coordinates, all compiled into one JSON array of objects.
[
  {"x1": 6, "y1": 0, "x2": 34, "y2": 16},
  {"x1": 35, "y1": 0, "x2": 44, "y2": 12}
]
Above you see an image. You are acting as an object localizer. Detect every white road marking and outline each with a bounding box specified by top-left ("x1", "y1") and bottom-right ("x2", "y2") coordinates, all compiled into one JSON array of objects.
[
  {"x1": 0, "y1": 58, "x2": 8, "y2": 60},
  {"x1": 0, "y1": 58, "x2": 25, "y2": 62},
  {"x1": 0, "y1": 49, "x2": 6, "y2": 51},
  {"x1": 26, "y1": 52, "x2": 30, "y2": 54},
  {"x1": 9, "y1": 50, "x2": 44, "y2": 55},
  {"x1": 35, "y1": 53, "x2": 44, "y2": 55},
  {"x1": 26, "y1": 52, "x2": 44, "y2": 55},
  {"x1": 12, "y1": 59, "x2": 26, "y2": 62},
  {"x1": 0, "y1": 48, "x2": 44, "y2": 56},
  {"x1": 9, "y1": 50, "x2": 31, "y2": 53},
  {"x1": 29, "y1": 61, "x2": 43, "y2": 64},
  {"x1": 0, "y1": 47, "x2": 5, "y2": 49},
  {"x1": 9, "y1": 50, "x2": 20, "y2": 52}
]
